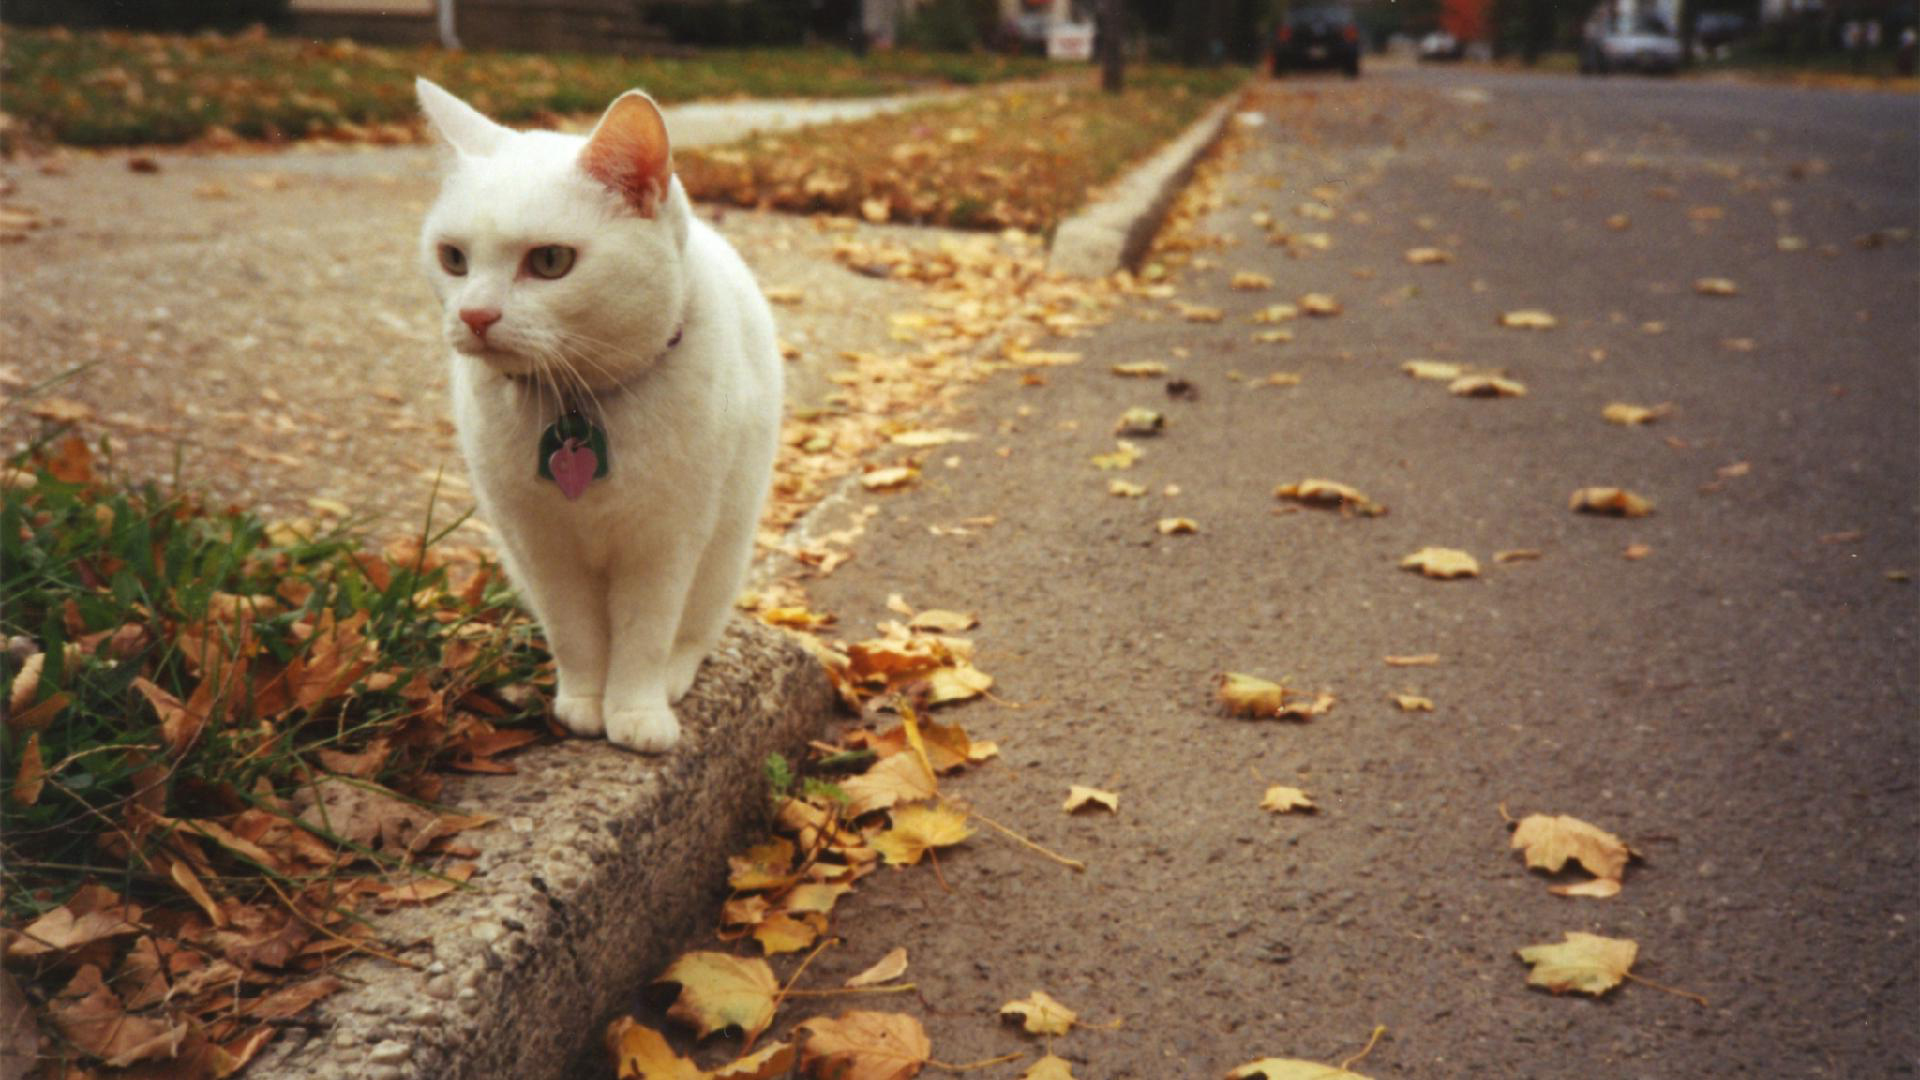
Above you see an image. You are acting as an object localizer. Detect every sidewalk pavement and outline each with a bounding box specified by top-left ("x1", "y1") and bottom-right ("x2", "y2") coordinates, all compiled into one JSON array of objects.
[{"x1": 0, "y1": 84, "x2": 1238, "y2": 1080}]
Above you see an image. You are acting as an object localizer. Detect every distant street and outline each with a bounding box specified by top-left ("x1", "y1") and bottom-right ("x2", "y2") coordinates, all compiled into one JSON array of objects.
[{"x1": 631, "y1": 63, "x2": 1920, "y2": 1076}]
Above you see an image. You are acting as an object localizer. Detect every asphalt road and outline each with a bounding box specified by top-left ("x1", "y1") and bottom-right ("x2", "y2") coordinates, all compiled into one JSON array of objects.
[{"x1": 637, "y1": 65, "x2": 1919, "y2": 1077}]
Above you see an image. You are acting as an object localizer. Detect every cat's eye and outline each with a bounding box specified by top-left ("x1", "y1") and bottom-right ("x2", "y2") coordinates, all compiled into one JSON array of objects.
[
  {"x1": 526, "y1": 245, "x2": 576, "y2": 280},
  {"x1": 438, "y1": 244, "x2": 467, "y2": 276}
]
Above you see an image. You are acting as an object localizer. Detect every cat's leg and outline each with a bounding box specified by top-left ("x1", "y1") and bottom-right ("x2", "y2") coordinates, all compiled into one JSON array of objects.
[
  {"x1": 665, "y1": 510, "x2": 757, "y2": 701},
  {"x1": 510, "y1": 555, "x2": 610, "y2": 737},
  {"x1": 601, "y1": 548, "x2": 699, "y2": 753}
]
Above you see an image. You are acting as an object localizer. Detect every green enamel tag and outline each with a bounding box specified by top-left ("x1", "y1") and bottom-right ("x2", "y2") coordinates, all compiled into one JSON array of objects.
[{"x1": 537, "y1": 412, "x2": 610, "y2": 481}]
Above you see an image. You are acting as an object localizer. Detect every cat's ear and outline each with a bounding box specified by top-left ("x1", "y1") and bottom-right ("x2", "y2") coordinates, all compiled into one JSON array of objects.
[
  {"x1": 580, "y1": 91, "x2": 673, "y2": 218},
  {"x1": 415, "y1": 77, "x2": 509, "y2": 157}
]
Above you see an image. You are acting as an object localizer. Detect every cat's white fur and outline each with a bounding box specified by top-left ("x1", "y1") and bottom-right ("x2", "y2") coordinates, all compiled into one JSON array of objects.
[{"x1": 415, "y1": 78, "x2": 781, "y2": 753}]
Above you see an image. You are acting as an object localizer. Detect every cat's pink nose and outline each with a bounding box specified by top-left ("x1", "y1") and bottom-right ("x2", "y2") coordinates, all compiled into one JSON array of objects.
[{"x1": 460, "y1": 308, "x2": 502, "y2": 340}]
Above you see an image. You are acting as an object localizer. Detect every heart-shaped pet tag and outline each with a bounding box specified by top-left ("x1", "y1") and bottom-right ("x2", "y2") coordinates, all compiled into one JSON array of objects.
[{"x1": 548, "y1": 438, "x2": 598, "y2": 501}]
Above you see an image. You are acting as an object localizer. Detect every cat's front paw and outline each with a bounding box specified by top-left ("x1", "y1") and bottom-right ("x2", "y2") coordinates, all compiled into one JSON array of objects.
[
  {"x1": 604, "y1": 699, "x2": 681, "y2": 754},
  {"x1": 552, "y1": 694, "x2": 605, "y2": 737}
]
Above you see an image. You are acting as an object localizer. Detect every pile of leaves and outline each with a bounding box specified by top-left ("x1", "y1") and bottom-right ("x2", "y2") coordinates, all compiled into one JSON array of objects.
[
  {"x1": 1, "y1": 432, "x2": 549, "y2": 1076},
  {"x1": 0, "y1": 26, "x2": 1057, "y2": 148},
  {"x1": 677, "y1": 70, "x2": 1247, "y2": 233}
]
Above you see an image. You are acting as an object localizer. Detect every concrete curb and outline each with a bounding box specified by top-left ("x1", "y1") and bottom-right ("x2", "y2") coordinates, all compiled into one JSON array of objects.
[
  {"x1": 250, "y1": 619, "x2": 834, "y2": 1080},
  {"x1": 1047, "y1": 90, "x2": 1244, "y2": 278}
]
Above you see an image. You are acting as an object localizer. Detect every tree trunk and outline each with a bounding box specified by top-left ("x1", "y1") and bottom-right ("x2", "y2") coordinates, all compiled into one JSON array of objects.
[{"x1": 1100, "y1": 0, "x2": 1125, "y2": 93}]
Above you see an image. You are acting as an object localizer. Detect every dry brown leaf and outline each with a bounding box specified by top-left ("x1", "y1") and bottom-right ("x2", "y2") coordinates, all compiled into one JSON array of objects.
[
  {"x1": 1569, "y1": 487, "x2": 1655, "y2": 517},
  {"x1": 798, "y1": 1011, "x2": 931, "y2": 1080},
  {"x1": 1000, "y1": 989, "x2": 1077, "y2": 1036},
  {"x1": 11, "y1": 733, "x2": 44, "y2": 807},
  {"x1": 1400, "y1": 547, "x2": 1480, "y2": 579},
  {"x1": 47, "y1": 964, "x2": 183, "y2": 1068}
]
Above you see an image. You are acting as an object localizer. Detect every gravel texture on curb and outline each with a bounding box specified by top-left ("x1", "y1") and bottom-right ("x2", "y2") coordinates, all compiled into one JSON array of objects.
[
  {"x1": 1046, "y1": 92, "x2": 1241, "y2": 278},
  {"x1": 247, "y1": 619, "x2": 834, "y2": 1080}
]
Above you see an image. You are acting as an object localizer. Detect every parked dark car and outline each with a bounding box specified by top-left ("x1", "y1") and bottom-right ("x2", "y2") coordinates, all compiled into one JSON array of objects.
[
  {"x1": 1273, "y1": 5, "x2": 1362, "y2": 77},
  {"x1": 1695, "y1": 11, "x2": 1750, "y2": 47}
]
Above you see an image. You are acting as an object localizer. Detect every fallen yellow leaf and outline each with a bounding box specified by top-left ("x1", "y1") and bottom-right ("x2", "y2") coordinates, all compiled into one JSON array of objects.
[
  {"x1": 608, "y1": 1017, "x2": 795, "y2": 1080},
  {"x1": 657, "y1": 952, "x2": 779, "y2": 1044},
  {"x1": 1110, "y1": 361, "x2": 1168, "y2": 377},
  {"x1": 845, "y1": 948, "x2": 910, "y2": 988},
  {"x1": 1062, "y1": 785, "x2": 1119, "y2": 814},
  {"x1": 1021, "y1": 1055, "x2": 1077, "y2": 1080},
  {"x1": 1516, "y1": 932, "x2": 1637, "y2": 997},
  {"x1": 1115, "y1": 407, "x2": 1165, "y2": 436},
  {"x1": 1404, "y1": 246, "x2": 1452, "y2": 264},
  {"x1": 1157, "y1": 517, "x2": 1199, "y2": 535},
  {"x1": 1090, "y1": 441, "x2": 1143, "y2": 470},
  {"x1": 1260, "y1": 786, "x2": 1314, "y2": 813},
  {"x1": 1000, "y1": 990, "x2": 1077, "y2": 1036},
  {"x1": 1401, "y1": 359, "x2": 1463, "y2": 381},
  {"x1": 1498, "y1": 309, "x2": 1558, "y2": 330},
  {"x1": 871, "y1": 802, "x2": 972, "y2": 866},
  {"x1": 1602, "y1": 403, "x2": 1663, "y2": 426},
  {"x1": 1569, "y1": 487, "x2": 1655, "y2": 517},
  {"x1": 1232, "y1": 271, "x2": 1275, "y2": 290},
  {"x1": 1299, "y1": 293, "x2": 1342, "y2": 316},
  {"x1": 1108, "y1": 479, "x2": 1146, "y2": 498},
  {"x1": 1383, "y1": 653, "x2": 1440, "y2": 667},
  {"x1": 1694, "y1": 277, "x2": 1739, "y2": 296},
  {"x1": 1510, "y1": 812, "x2": 1633, "y2": 887},
  {"x1": 860, "y1": 466, "x2": 918, "y2": 492},
  {"x1": 1273, "y1": 478, "x2": 1387, "y2": 517},
  {"x1": 1448, "y1": 374, "x2": 1527, "y2": 398},
  {"x1": 798, "y1": 1011, "x2": 930, "y2": 1080},
  {"x1": 1391, "y1": 694, "x2": 1434, "y2": 712},
  {"x1": 1250, "y1": 302, "x2": 1299, "y2": 324},
  {"x1": 1400, "y1": 547, "x2": 1480, "y2": 579},
  {"x1": 1228, "y1": 1060, "x2": 1371, "y2": 1080}
]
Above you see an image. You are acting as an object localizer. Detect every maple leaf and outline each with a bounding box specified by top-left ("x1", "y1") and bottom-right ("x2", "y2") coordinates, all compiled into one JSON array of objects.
[
  {"x1": 728, "y1": 838, "x2": 798, "y2": 891},
  {"x1": 1498, "y1": 309, "x2": 1558, "y2": 330},
  {"x1": 1510, "y1": 813, "x2": 1633, "y2": 892},
  {"x1": 1569, "y1": 487, "x2": 1655, "y2": 517},
  {"x1": 608, "y1": 1018, "x2": 796, "y2": 1080},
  {"x1": 753, "y1": 912, "x2": 822, "y2": 955},
  {"x1": 657, "y1": 952, "x2": 779, "y2": 1044},
  {"x1": 1260, "y1": 786, "x2": 1314, "y2": 813},
  {"x1": 1516, "y1": 931, "x2": 1637, "y2": 997},
  {"x1": 1401, "y1": 359, "x2": 1463, "y2": 381},
  {"x1": 48, "y1": 964, "x2": 183, "y2": 1068},
  {"x1": 1448, "y1": 374, "x2": 1527, "y2": 398},
  {"x1": 845, "y1": 947, "x2": 910, "y2": 988},
  {"x1": 1000, "y1": 989, "x2": 1077, "y2": 1036},
  {"x1": 1399, "y1": 547, "x2": 1480, "y2": 580},
  {"x1": 798, "y1": 1011, "x2": 931, "y2": 1080},
  {"x1": 1228, "y1": 1060, "x2": 1372, "y2": 1079},
  {"x1": 872, "y1": 802, "x2": 973, "y2": 865},
  {"x1": 842, "y1": 753, "x2": 938, "y2": 818},
  {"x1": 1273, "y1": 478, "x2": 1386, "y2": 517},
  {"x1": 1062, "y1": 786, "x2": 1119, "y2": 814}
]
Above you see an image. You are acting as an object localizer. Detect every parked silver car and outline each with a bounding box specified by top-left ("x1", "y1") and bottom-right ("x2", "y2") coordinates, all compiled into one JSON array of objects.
[{"x1": 1579, "y1": 7, "x2": 1683, "y2": 73}]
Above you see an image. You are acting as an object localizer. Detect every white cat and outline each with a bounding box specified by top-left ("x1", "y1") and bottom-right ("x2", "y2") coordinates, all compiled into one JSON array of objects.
[{"x1": 415, "y1": 78, "x2": 782, "y2": 753}]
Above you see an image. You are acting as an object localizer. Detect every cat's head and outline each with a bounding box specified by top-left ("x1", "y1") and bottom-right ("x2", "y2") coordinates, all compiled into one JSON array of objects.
[{"x1": 415, "y1": 78, "x2": 690, "y2": 391}]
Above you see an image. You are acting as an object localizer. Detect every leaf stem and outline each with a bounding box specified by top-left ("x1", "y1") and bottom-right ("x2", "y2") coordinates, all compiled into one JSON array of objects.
[
  {"x1": 780, "y1": 983, "x2": 918, "y2": 998},
  {"x1": 1338, "y1": 1024, "x2": 1387, "y2": 1071},
  {"x1": 928, "y1": 1051, "x2": 1025, "y2": 1072},
  {"x1": 966, "y1": 808, "x2": 1086, "y2": 873},
  {"x1": 1623, "y1": 972, "x2": 1709, "y2": 1006}
]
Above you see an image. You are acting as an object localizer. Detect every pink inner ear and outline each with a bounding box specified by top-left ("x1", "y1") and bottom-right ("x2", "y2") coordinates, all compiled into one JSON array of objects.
[{"x1": 581, "y1": 95, "x2": 671, "y2": 217}]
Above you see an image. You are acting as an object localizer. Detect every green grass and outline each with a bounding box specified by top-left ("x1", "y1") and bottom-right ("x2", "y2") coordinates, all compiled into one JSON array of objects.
[
  {"x1": 0, "y1": 25, "x2": 1060, "y2": 147},
  {"x1": 678, "y1": 66, "x2": 1251, "y2": 234},
  {"x1": 0, "y1": 428, "x2": 547, "y2": 923}
]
